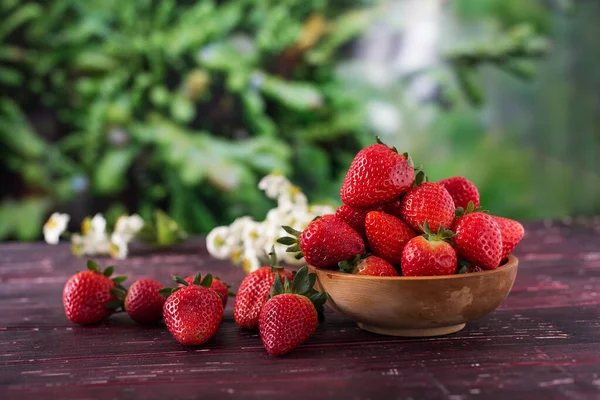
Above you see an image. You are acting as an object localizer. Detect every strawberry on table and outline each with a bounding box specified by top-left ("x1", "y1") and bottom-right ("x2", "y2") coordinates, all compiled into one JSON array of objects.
[
  {"x1": 234, "y1": 252, "x2": 294, "y2": 330},
  {"x1": 492, "y1": 216, "x2": 525, "y2": 260},
  {"x1": 340, "y1": 138, "x2": 415, "y2": 208},
  {"x1": 401, "y1": 222, "x2": 457, "y2": 276},
  {"x1": 259, "y1": 266, "x2": 326, "y2": 356},
  {"x1": 62, "y1": 260, "x2": 126, "y2": 325},
  {"x1": 364, "y1": 211, "x2": 417, "y2": 265},
  {"x1": 121, "y1": 279, "x2": 165, "y2": 325},
  {"x1": 161, "y1": 274, "x2": 223, "y2": 346},
  {"x1": 400, "y1": 173, "x2": 455, "y2": 233},
  {"x1": 452, "y1": 203, "x2": 503, "y2": 270},
  {"x1": 183, "y1": 274, "x2": 232, "y2": 308},
  {"x1": 340, "y1": 255, "x2": 399, "y2": 276},
  {"x1": 438, "y1": 176, "x2": 480, "y2": 210},
  {"x1": 278, "y1": 214, "x2": 365, "y2": 269}
]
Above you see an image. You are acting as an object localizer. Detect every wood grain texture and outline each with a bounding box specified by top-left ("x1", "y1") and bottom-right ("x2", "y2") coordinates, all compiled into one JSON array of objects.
[{"x1": 1, "y1": 220, "x2": 600, "y2": 400}]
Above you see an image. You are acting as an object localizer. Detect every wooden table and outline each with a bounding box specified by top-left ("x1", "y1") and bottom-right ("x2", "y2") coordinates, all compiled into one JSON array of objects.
[{"x1": 1, "y1": 220, "x2": 600, "y2": 399}]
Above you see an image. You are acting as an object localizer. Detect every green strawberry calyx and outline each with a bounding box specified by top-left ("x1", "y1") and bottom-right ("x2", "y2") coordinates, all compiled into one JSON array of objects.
[
  {"x1": 276, "y1": 226, "x2": 305, "y2": 261},
  {"x1": 454, "y1": 201, "x2": 487, "y2": 217},
  {"x1": 158, "y1": 273, "x2": 214, "y2": 299},
  {"x1": 337, "y1": 254, "x2": 366, "y2": 274},
  {"x1": 456, "y1": 259, "x2": 471, "y2": 274},
  {"x1": 419, "y1": 221, "x2": 455, "y2": 242},
  {"x1": 269, "y1": 265, "x2": 327, "y2": 320}
]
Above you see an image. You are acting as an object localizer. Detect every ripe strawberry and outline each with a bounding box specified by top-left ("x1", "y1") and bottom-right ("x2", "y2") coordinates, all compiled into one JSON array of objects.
[
  {"x1": 401, "y1": 223, "x2": 457, "y2": 276},
  {"x1": 259, "y1": 266, "x2": 326, "y2": 356},
  {"x1": 335, "y1": 204, "x2": 377, "y2": 240},
  {"x1": 340, "y1": 139, "x2": 414, "y2": 207},
  {"x1": 400, "y1": 176, "x2": 455, "y2": 233},
  {"x1": 340, "y1": 255, "x2": 399, "y2": 276},
  {"x1": 278, "y1": 214, "x2": 365, "y2": 269},
  {"x1": 162, "y1": 275, "x2": 223, "y2": 346},
  {"x1": 438, "y1": 176, "x2": 480, "y2": 210},
  {"x1": 183, "y1": 274, "x2": 232, "y2": 307},
  {"x1": 491, "y1": 216, "x2": 525, "y2": 260},
  {"x1": 364, "y1": 211, "x2": 417, "y2": 265},
  {"x1": 453, "y1": 211, "x2": 502, "y2": 270},
  {"x1": 234, "y1": 252, "x2": 295, "y2": 330},
  {"x1": 122, "y1": 279, "x2": 165, "y2": 325},
  {"x1": 62, "y1": 260, "x2": 126, "y2": 325}
]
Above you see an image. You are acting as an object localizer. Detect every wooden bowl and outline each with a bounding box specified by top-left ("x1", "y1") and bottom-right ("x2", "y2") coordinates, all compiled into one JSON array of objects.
[{"x1": 309, "y1": 255, "x2": 518, "y2": 337}]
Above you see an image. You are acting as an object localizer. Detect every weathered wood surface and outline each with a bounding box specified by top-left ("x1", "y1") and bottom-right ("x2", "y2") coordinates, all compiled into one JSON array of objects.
[{"x1": 1, "y1": 220, "x2": 599, "y2": 400}]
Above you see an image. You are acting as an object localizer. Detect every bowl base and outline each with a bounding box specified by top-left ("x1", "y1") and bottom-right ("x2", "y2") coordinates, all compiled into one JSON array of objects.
[{"x1": 357, "y1": 323, "x2": 466, "y2": 337}]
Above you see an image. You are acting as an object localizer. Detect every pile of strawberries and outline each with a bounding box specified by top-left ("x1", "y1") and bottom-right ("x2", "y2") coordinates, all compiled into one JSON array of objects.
[
  {"x1": 279, "y1": 138, "x2": 525, "y2": 276},
  {"x1": 62, "y1": 138, "x2": 525, "y2": 356},
  {"x1": 63, "y1": 258, "x2": 325, "y2": 356}
]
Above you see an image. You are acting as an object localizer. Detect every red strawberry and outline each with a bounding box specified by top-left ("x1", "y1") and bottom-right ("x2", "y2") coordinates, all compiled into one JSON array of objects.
[
  {"x1": 335, "y1": 204, "x2": 377, "y2": 240},
  {"x1": 400, "y1": 178, "x2": 455, "y2": 233},
  {"x1": 278, "y1": 215, "x2": 365, "y2": 269},
  {"x1": 491, "y1": 216, "x2": 524, "y2": 260},
  {"x1": 340, "y1": 139, "x2": 414, "y2": 207},
  {"x1": 438, "y1": 176, "x2": 480, "y2": 210},
  {"x1": 62, "y1": 260, "x2": 126, "y2": 325},
  {"x1": 123, "y1": 279, "x2": 165, "y2": 325},
  {"x1": 453, "y1": 212, "x2": 502, "y2": 270},
  {"x1": 401, "y1": 224, "x2": 457, "y2": 276},
  {"x1": 183, "y1": 275, "x2": 231, "y2": 307},
  {"x1": 353, "y1": 255, "x2": 399, "y2": 276},
  {"x1": 162, "y1": 275, "x2": 223, "y2": 346},
  {"x1": 364, "y1": 211, "x2": 417, "y2": 265},
  {"x1": 259, "y1": 266, "x2": 325, "y2": 356},
  {"x1": 234, "y1": 253, "x2": 295, "y2": 330}
]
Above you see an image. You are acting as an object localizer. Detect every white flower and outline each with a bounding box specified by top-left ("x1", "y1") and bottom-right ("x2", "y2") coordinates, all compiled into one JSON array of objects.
[
  {"x1": 114, "y1": 214, "x2": 144, "y2": 242},
  {"x1": 43, "y1": 212, "x2": 70, "y2": 244},
  {"x1": 109, "y1": 233, "x2": 129, "y2": 259},
  {"x1": 258, "y1": 174, "x2": 291, "y2": 199},
  {"x1": 240, "y1": 247, "x2": 261, "y2": 273},
  {"x1": 206, "y1": 226, "x2": 234, "y2": 259},
  {"x1": 70, "y1": 232, "x2": 110, "y2": 257},
  {"x1": 308, "y1": 204, "x2": 336, "y2": 217},
  {"x1": 81, "y1": 214, "x2": 108, "y2": 241}
]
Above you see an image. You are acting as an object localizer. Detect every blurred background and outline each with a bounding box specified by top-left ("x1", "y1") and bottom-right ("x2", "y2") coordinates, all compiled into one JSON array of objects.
[{"x1": 1, "y1": 0, "x2": 599, "y2": 242}]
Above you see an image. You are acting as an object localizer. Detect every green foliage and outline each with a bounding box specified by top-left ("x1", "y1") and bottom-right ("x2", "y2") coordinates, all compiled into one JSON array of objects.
[
  {"x1": 0, "y1": 0, "x2": 376, "y2": 240},
  {"x1": 1, "y1": 0, "x2": 594, "y2": 242}
]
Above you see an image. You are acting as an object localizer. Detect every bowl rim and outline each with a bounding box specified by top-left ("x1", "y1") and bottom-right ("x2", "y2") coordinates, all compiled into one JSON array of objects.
[{"x1": 309, "y1": 255, "x2": 518, "y2": 281}]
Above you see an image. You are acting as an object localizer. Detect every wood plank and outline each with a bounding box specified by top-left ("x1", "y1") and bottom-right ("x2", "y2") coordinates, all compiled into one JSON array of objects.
[{"x1": 1, "y1": 220, "x2": 599, "y2": 399}]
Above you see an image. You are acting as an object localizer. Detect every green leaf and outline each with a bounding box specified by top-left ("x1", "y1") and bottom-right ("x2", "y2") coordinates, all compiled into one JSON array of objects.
[
  {"x1": 172, "y1": 276, "x2": 188, "y2": 286},
  {"x1": 270, "y1": 273, "x2": 284, "y2": 298},
  {"x1": 200, "y1": 274, "x2": 213, "y2": 288},
  {"x1": 277, "y1": 236, "x2": 297, "y2": 246},
  {"x1": 158, "y1": 287, "x2": 175, "y2": 299},
  {"x1": 94, "y1": 148, "x2": 139, "y2": 195},
  {"x1": 292, "y1": 266, "x2": 311, "y2": 294},
  {"x1": 112, "y1": 276, "x2": 127, "y2": 284},
  {"x1": 281, "y1": 225, "x2": 301, "y2": 236},
  {"x1": 283, "y1": 276, "x2": 292, "y2": 293},
  {"x1": 455, "y1": 64, "x2": 484, "y2": 106},
  {"x1": 105, "y1": 299, "x2": 123, "y2": 310},
  {"x1": 110, "y1": 287, "x2": 126, "y2": 301},
  {"x1": 192, "y1": 272, "x2": 201, "y2": 285},
  {"x1": 103, "y1": 266, "x2": 114, "y2": 277},
  {"x1": 87, "y1": 260, "x2": 101, "y2": 273}
]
